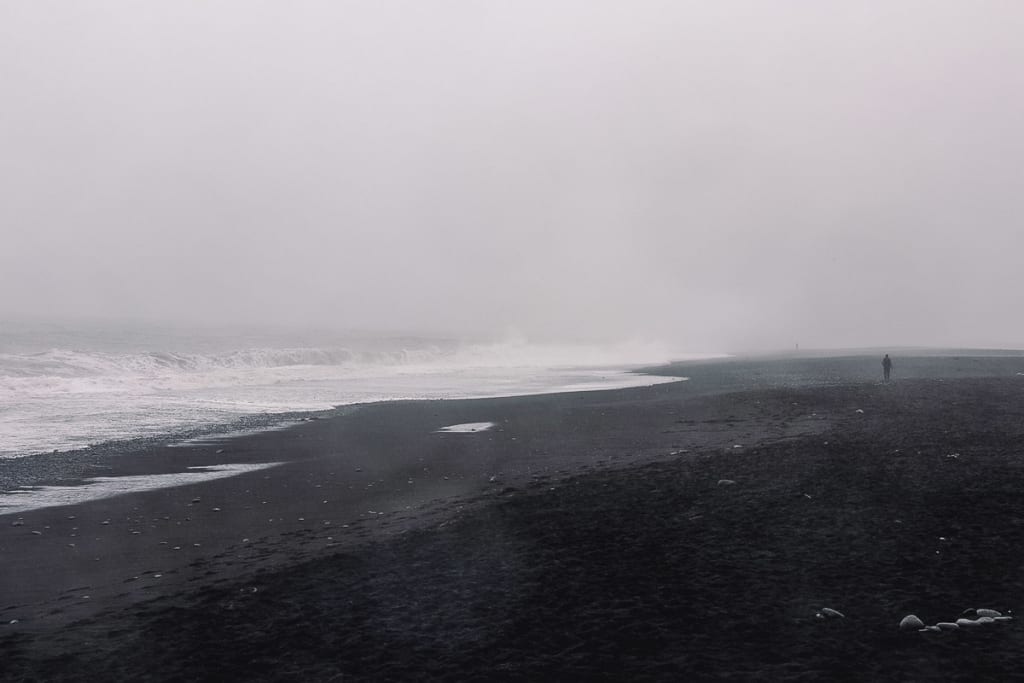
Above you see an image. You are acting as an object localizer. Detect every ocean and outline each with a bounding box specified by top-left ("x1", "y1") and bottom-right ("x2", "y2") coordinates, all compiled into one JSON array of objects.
[{"x1": 0, "y1": 320, "x2": 707, "y2": 459}]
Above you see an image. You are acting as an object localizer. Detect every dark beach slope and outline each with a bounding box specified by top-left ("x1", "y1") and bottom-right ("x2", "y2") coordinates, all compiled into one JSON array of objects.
[{"x1": 3, "y1": 354, "x2": 1024, "y2": 680}]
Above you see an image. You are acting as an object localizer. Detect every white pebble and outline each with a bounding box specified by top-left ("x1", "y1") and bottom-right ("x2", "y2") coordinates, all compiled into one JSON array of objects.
[{"x1": 899, "y1": 615, "x2": 924, "y2": 631}]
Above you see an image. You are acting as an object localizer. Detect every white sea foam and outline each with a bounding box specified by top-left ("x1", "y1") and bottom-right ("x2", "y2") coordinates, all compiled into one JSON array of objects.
[
  {"x1": 0, "y1": 323, "x2": 716, "y2": 458},
  {"x1": 0, "y1": 462, "x2": 282, "y2": 516},
  {"x1": 436, "y1": 422, "x2": 495, "y2": 433}
]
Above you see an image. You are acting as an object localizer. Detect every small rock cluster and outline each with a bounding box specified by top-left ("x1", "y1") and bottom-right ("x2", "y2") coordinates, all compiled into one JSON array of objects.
[{"x1": 900, "y1": 609, "x2": 1012, "y2": 632}]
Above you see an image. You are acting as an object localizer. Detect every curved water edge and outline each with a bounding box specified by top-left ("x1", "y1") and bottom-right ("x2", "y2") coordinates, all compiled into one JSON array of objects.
[
  {"x1": 0, "y1": 366, "x2": 687, "y2": 498},
  {"x1": 1, "y1": 367, "x2": 685, "y2": 460},
  {"x1": 0, "y1": 324, "x2": 711, "y2": 459},
  {"x1": 0, "y1": 463, "x2": 284, "y2": 516},
  {"x1": 0, "y1": 410, "x2": 326, "y2": 495}
]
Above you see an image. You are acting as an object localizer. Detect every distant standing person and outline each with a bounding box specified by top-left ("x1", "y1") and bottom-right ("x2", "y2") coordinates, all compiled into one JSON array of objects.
[{"x1": 882, "y1": 354, "x2": 893, "y2": 381}]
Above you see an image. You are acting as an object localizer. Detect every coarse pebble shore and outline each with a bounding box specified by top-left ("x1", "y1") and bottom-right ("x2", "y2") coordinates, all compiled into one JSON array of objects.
[{"x1": 2, "y1": 353, "x2": 1024, "y2": 680}]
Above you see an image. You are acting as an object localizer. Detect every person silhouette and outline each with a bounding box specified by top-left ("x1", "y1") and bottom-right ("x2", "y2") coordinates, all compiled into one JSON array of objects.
[{"x1": 882, "y1": 354, "x2": 893, "y2": 381}]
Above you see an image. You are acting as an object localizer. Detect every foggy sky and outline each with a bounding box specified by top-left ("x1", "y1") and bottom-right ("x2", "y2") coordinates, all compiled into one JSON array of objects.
[{"x1": 2, "y1": 2, "x2": 1023, "y2": 351}]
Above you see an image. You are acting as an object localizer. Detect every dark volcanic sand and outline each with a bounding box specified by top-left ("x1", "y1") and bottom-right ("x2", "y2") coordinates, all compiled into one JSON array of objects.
[{"x1": 3, "y1": 354, "x2": 1024, "y2": 680}]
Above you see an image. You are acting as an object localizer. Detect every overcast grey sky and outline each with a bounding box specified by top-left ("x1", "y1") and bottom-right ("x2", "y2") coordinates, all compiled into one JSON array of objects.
[{"x1": 1, "y1": 2, "x2": 1022, "y2": 350}]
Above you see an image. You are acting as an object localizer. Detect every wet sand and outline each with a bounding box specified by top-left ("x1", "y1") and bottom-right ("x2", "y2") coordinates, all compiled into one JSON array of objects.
[{"x1": 3, "y1": 354, "x2": 1024, "y2": 680}]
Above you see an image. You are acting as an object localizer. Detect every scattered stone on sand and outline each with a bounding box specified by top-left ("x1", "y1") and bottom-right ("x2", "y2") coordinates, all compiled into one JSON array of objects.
[
  {"x1": 30, "y1": 531, "x2": 42, "y2": 536},
  {"x1": 732, "y1": 444, "x2": 743, "y2": 449},
  {"x1": 717, "y1": 479, "x2": 737, "y2": 486},
  {"x1": 820, "y1": 608, "x2": 845, "y2": 619},
  {"x1": 855, "y1": 409, "x2": 864, "y2": 413},
  {"x1": 11, "y1": 520, "x2": 24, "y2": 527},
  {"x1": 900, "y1": 615, "x2": 924, "y2": 631}
]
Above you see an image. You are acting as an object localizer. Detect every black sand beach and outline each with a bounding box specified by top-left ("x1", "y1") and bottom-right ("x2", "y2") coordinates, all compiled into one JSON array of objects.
[{"x1": 3, "y1": 354, "x2": 1024, "y2": 680}]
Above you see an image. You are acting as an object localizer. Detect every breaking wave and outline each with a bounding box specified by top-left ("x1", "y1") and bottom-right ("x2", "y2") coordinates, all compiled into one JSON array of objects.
[
  {"x1": 0, "y1": 338, "x2": 685, "y2": 397},
  {"x1": 0, "y1": 330, "x2": 710, "y2": 458}
]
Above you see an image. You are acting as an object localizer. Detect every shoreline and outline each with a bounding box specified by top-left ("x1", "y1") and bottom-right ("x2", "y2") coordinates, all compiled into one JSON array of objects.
[
  {"x1": 0, "y1": 367, "x2": 682, "y2": 488},
  {"x1": 7, "y1": 348, "x2": 1021, "y2": 491},
  {"x1": 2, "y1": 353, "x2": 1024, "y2": 679}
]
